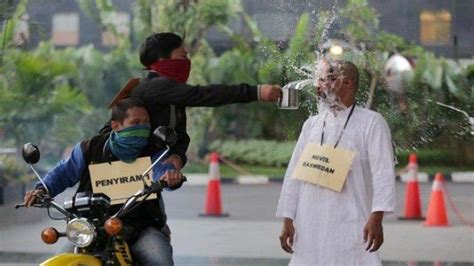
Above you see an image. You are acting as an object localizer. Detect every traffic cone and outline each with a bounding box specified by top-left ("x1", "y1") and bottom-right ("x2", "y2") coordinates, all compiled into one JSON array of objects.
[
  {"x1": 398, "y1": 153, "x2": 424, "y2": 220},
  {"x1": 199, "y1": 152, "x2": 229, "y2": 217},
  {"x1": 424, "y1": 173, "x2": 448, "y2": 226}
]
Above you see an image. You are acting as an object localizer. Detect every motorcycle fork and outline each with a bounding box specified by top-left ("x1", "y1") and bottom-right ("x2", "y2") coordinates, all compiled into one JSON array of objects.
[{"x1": 103, "y1": 236, "x2": 133, "y2": 266}]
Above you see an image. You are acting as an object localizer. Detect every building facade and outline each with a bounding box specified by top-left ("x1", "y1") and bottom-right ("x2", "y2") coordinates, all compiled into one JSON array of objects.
[{"x1": 11, "y1": 0, "x2": 474, "y2": 58}]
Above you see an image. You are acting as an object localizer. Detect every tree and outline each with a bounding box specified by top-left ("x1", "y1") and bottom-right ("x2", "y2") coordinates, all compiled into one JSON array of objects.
[
  {"x1": 333, "y1": 0, "x2": 472, "y2": 160},
  {"x1": 0, "y1": 0, "x2": 28, "y2": 66},
  {"x1": 16, "y1": 0, "x2": 468, "y2": 164},
  {"x1": 217, "y1": 13, "x2": 317, "y2": 141},
  {"x1": 0, "y1": 43, "x2": 91, "y2": 154},
  {"x1": 75, "y1": 0, "x2": 248, "y2": 158}
]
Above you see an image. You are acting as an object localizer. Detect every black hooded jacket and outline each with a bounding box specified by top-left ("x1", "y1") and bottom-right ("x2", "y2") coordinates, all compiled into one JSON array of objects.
[
  {"x1": 129, "y1": 72, "x2": 259, "y2": 165},
  {"x1": 76, "y1": 133, "x2": 169, "y2": 235}
]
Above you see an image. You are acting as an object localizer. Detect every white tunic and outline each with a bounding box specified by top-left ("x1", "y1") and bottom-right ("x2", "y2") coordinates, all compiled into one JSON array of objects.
[{"x1": 276, "y1": 105, "x2": 396, "y2": 266}]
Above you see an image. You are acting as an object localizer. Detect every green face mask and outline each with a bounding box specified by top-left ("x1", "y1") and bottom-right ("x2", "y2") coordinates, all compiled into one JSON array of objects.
[{"x1": 108, "y1": 125, "x2": 150, "y2": 163}]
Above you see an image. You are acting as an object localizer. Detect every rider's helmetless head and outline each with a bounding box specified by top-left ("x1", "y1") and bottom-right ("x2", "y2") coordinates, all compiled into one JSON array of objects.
[
  {"x1": 110, "y1": 98, "x2": 150, "y2": 132},
  {"x1": 315, "y1": 59, "x2": 359, "y2": 109},
  {"x1": 139, "y1": 32, "x2": 189, "y2": 67}
]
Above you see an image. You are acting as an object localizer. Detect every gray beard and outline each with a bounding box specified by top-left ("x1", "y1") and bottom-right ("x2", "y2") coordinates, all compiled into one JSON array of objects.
[{"x1": 316, "y1": 93, "x2": 347, "y2": 116}]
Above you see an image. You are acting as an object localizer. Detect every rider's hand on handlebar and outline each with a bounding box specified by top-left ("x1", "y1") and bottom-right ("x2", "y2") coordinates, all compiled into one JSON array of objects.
[
  {"x1": 163, "y1": 154, "x2": 183, "y2": 170},
  {"x1": 160, "y1": 169, "x2": 183, "y2": 188},
  {"x1": 23, "y1": 188, "x2": 46, "y2": 207}
]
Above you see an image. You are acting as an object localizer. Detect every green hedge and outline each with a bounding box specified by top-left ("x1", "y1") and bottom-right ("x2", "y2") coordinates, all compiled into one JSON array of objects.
[
  {"x1": 395, "y1": 149, "x2": 459, "y2": 166},
  {"x1": 0, "y1": 155, "x2": 33, "y2": 185},
  {"x1": 209, "y1": 140, "x2": 296, "y2": 167},
  {"x1": 210, "y1": 140, "x2": 459, "y2": 167}
]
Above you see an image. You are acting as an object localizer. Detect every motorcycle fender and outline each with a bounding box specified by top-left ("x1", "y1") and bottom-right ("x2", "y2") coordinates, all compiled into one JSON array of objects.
[{"x1": 40, "y1": 253, "x2": 102, "y2": 266}]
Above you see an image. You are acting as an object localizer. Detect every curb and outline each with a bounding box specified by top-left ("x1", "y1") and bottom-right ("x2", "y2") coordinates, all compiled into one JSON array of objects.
[
  {"x1": 183, "y1": 172, "x2": 474, "y2": 186},
  {"x1": 396, "y1": 172, "x2": 474, "y2": 183}
]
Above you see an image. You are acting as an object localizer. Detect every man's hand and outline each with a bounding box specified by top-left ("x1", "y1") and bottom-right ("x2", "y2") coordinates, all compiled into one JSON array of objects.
[
  {"x1": 279, "y1": 218, "x2": 295, "y2": 254},
  {"x1": 163, "y1": 154, "x2": 183, "y2": 170},
  {"x1": 259, "y1": 84, "x2": 281, "y2": 102},
  {"x1": 363, "y1": 211, "x2": 384, "y2": 252},
  {"x1": 160, "y1": 169, "x2": 183, "y2": 187},
  {"x1": 23, "y1": 188, "x2": 46, "y2": 207}
]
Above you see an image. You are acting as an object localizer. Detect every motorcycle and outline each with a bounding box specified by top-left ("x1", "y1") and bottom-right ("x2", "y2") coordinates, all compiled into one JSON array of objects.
[{"x1": 15, "y1": 126, "x2": 185, "y2": 266}]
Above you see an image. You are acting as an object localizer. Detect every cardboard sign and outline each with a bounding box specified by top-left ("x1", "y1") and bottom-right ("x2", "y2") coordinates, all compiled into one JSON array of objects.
[
  {"x1": 89, "y1": 157, "x2": 155, "y2": 205},
  {"x1": 292, "y1": 143, "x2": 355, "y2": 192},
  {"x1": 107, "y1": 78, "x2": 140, "y2": 109}
]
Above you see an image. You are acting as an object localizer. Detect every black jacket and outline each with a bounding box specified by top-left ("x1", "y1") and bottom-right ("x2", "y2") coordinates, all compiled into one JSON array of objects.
[
  {"x1": 129, "y1": 72, "x2": 259, "y2": 165},
  {"x1": 76, "y1": 133, "x2": 169, "y2": 234}
]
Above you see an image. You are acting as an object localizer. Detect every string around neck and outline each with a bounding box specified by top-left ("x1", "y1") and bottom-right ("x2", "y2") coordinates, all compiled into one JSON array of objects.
[{"x1": 320, "y1": 104, "x2": 356, "y2": 148}]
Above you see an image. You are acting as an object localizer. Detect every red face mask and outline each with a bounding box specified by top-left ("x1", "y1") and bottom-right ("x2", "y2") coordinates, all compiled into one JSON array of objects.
[{"x1": 148, "y1": 59, "x2": 191, "y2": 84}]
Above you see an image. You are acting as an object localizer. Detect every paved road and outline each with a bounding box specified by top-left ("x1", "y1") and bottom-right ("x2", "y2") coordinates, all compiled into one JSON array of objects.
[
  {"x1": 164, "y1": 182, "x2": 474, "y2": 224},
  {"x1": 0, "y1": 182, "x2": 473, "y2": 265}
]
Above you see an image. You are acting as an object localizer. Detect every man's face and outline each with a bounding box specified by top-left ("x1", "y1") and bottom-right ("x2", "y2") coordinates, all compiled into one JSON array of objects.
[
  {"x1": 170, "y1": 44, "x2": 189, "y2": 60},
  {"x1": 113, "y1": 107, "x2": 150, "y2": 132},
  {"x1": 315, "y1": 60, "x2": 345, "y2": 99},
  {"x1": 314, "y1": 60, "x2": 354, "y2": 111}
]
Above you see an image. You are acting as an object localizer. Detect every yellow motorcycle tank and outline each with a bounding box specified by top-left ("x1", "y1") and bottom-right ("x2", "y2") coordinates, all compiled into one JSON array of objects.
[
  {"x1": 40, "y1": 239, "x2": 132, "y2": 266},
  {"x1": 40, "y1": 253, "x2": 101, "y2": 266}
]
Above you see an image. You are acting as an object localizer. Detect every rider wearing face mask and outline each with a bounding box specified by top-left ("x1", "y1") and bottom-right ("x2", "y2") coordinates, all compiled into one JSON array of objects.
[
  {"x1": 105, "y1": 32, "x2": 282, "y2": 172},
  {"x1": 23, "y1": 98, "x2": 182, "y2": 265}
]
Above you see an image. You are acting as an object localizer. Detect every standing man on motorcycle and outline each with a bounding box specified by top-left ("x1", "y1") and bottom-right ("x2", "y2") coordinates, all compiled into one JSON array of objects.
[
  {"x1": 23, "y1": 97, "x2": 183, "y2": 265},
  {"x1": 106, "y1": 32, "x2": 282, "y2": 171}
]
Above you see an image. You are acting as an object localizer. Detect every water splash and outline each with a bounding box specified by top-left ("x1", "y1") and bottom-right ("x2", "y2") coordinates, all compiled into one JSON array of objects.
[
  {"x1": 315, "y1": 4, "x2": 339, "y2": 58},
  {"x1": 282, "y1": 79, "x2": 316, "y2": 91},
  {"x1": 269, "y1": 0, "x2": 470, "y2": 153},
  {"x1": 429, "y1": 100, "x2": 474, "y2": 135}
]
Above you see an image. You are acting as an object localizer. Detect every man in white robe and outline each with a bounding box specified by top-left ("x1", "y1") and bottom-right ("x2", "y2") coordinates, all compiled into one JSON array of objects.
[{"x1": 276, "y1": 60, "x2": 396, "y2": 265}]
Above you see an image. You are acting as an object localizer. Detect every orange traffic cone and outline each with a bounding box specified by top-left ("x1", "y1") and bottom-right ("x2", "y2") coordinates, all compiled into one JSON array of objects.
[
  {"x1": 424, "y1": 173, "x2": 448, "y2": 226},
  {"x1": 199, "y1": 152, "x2": 229, "y2": 217},
  {"x1": 399, "y1": 153, "x2": 424, "y2": 220}
]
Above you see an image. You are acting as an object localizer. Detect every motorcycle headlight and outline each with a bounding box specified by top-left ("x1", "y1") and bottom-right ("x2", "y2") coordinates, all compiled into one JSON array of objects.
[{"x1": 66, "y1": 218, "x2": 96, "y2": 248}]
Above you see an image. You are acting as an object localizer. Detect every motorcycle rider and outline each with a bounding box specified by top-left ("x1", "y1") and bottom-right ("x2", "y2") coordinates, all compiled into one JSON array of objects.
[
  {"x1": 105, "y1": 32, "x2": 282, "y2": 172},
  {"x1": 23, "y1": 97, "x2": 183, "y2": 265}
]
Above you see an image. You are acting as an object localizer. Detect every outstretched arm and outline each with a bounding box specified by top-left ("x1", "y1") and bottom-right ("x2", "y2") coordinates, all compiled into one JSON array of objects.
[{"x1": 143, "y1": 78, "x2": 281, "y2": 107}]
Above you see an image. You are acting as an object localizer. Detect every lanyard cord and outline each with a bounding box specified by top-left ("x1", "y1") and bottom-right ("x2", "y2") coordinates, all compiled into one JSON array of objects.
[{"x1": 320, "y1": 104, "x2": 356, "y2": 148}]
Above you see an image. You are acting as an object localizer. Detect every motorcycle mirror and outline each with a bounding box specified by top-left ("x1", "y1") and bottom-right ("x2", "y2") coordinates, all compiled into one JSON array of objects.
[
  {"x1": 151, "y1": 126, "x2": 177, "y2": 148},
  {"x1": 22, "y1": 143, "x2": 40, "y2": 164}
]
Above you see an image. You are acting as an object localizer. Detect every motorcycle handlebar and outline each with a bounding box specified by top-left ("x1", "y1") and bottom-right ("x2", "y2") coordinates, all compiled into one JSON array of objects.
[
  {"x1": 113, "y1": 176, "x2": 187, "y2": 218},
  {"x1": 14, "y1": 195, "x2": 49, "y2": 209},
  {"x1": 15, "y1": 196, "x2": 71, "y2": 218},
  {"x1": 143, "y1": 176, "x2": 187, "y2": 194},
  {"x1": 14, "y1": 203, "x2": 47, "y2": 209},
  {"x1": 16, "y1": 177, "x2": 187, "y2": 218},
  {"x1": 157, "y1": 176, "x2": 187, "y2": 189}
]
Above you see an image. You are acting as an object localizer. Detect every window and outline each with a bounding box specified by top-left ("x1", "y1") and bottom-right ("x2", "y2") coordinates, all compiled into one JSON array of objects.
[
  {"x1": 13, "y1": 14, "x2": 30, "y2": 46},
  {"x1": 101, "y1": 12, "x2": 130, "y2": 46},
  {"x1": 52, "y1": 13, "x2": 79, "y2": 46},
  {"x1": 419, "y1": 10, "x2": 451, "y2": 45}
]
